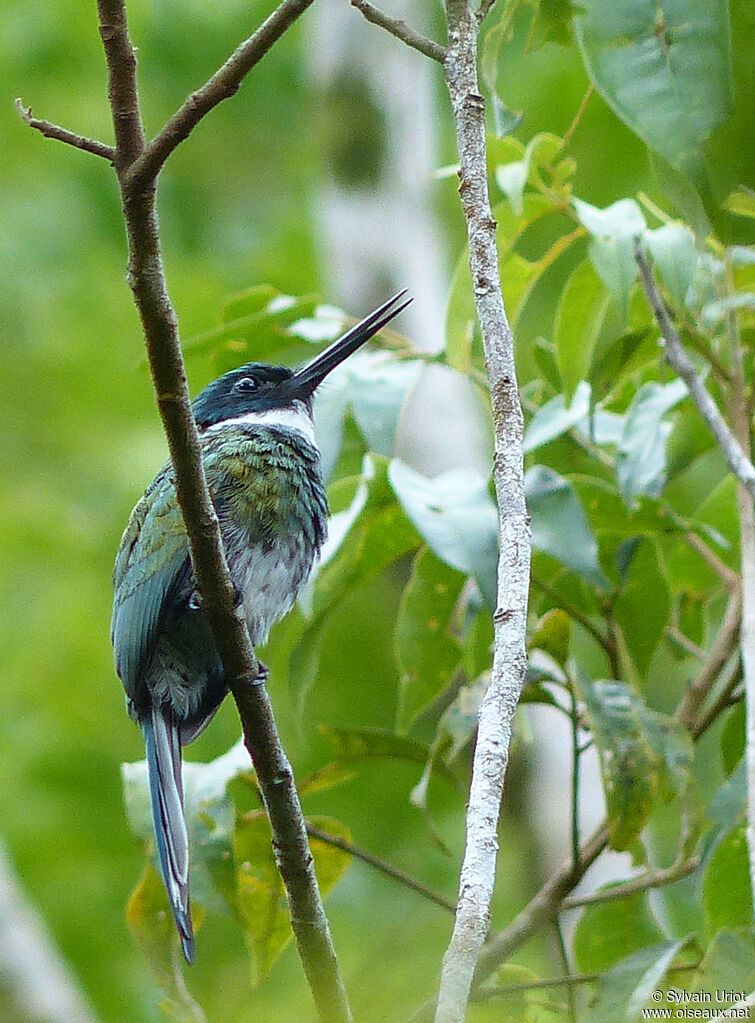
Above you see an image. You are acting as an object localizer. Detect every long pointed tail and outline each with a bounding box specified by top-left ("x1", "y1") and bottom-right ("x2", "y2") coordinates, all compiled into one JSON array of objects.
[{"x1": 143, "y1": 708, "x2": 195, "y2": 963}]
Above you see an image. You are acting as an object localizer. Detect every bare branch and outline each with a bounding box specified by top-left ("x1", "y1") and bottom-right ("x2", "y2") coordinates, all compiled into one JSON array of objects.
[
  {"x1": 348, "y1": 0, "x2": 447, "y2": 63},
  {"x1": 634, "y1": 239, "x2": 755, "y2": 503},
  {"x1": 434, "y1": 4, "x2": 531, "y2": 1021},
  {"x1": 94, "y1": 2, "x2": 351, "y2": 1019},
  {"x1": 675, "y1": 589, "x2": 741, "y2": 733},
  {"x1": 127, "y1": 0, "x2": 317, "y2": 188},
  {"x1": 684, "y1": 529, "x2": 739, "y2": 590},
  {"x1": 560, "y1": 856, "x2": 699, "y2": 910},
  {"x1": 305, "y1": 824, "x2": 457, "y2": 914},
  {"x1": 15, "y1": 99, "x2": 115, "y2": 161}
]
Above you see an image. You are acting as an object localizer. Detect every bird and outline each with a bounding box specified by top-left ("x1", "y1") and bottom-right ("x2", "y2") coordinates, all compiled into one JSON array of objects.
[{"x1": 112, "y1": 291, "x2": 410, "y2": 963}]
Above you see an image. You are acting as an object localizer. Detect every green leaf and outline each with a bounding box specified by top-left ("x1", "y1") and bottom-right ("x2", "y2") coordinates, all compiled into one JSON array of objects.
[
  {"x1": 235, "y1": 812, "x2": 350, "y2": 984},
  {"x1": 396, "y1": 549, "x2": 465, "y2": 731},
  {"x1": 438, "y1": 674, "x2": 489, "y2": 763},
  {"x1": 389, "y1": 459, "x2": 499, "y2": 609},
  {"x1": 523, "y1": 381, "x2": 592, "y2": 453},
  {"x1": 554, "y1": 259, "x2": 610, "y2": 402},
  {"x1": 613, "y1": 539, "x2": 670, "y2": 677},
  {"x1": 585, "y1": 940, "x2": 687, "y2": 1023},
  {"x1": 126, "y1": 865, "x2": 207, "y2": 1023},
  {"x1": 572, "y1": 675, "x2": 692, "y2": 850},
  {"x1": 720, "y1": 703, "x2": 745, "y2": 776},
  {"x1": 575, "y1": 0, "x2": 732, "y2": 180},
  {"x1": 572, "y1": 198, "x2": 646, "y2": 322},
  {"x1": 319, "y1": 724, "x2": 459, "y2": 788},
  {"x1": 529, "y1": 609, "x2": 572, "y2": 668},
  {"x1": 313, "y1": 353, "x2": 423, "y2": 476},
  {"x1": 525, "y1": 465, "x2": 609, "y2": 588},
  {"x1": 348, "y1": 354, "x2": 423, "y2": 456},
  {"x1": 574, "y1": 890, "x2": 666, "y2": 974},
  {"x1": 724, "y1": 188, "x2": 755, "y2": 219},
  {"x1": 185, "y1": 287, "x2": 320, "y2": 365},
  {"x1": 644, "y1": 223, "x2": 698, "y2": 310},
  {"x1": 292, "y1": 455, "x2": 420, "y2": 706},
  {"x1": 494, "y1": 133, "x2": 563, "y2": 215},
  {"x1": 703, "y1": 822, "x2": 753, "y2": 939},
  {"x1": 690, "y1": 929, "x2": 755, "y2": 1003},
  {"x1": 616, "y1": 379, "x2": 688, "y2": 503}
]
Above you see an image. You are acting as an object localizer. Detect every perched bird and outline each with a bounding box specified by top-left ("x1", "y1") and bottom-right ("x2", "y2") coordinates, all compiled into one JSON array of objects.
[{"x1": 112, "y1": 292, "x2": 409, "y2": 963}]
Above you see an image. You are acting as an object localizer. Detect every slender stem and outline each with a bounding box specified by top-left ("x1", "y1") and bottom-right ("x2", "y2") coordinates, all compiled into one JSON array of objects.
[
  {"x1": 94, "y1": 3, "x2": 351, "y2": 1019},
  {"x1": 15, "y1": 99, "x2": 115, "y2": 161},
  {"x1": 127, "y1": 0, "x2": 317, "y2": 188},
  {"x1": 675, "y1": 590, "x2": 741, "y2": 732},
  {"x1": 560, "y1": 856, "x2": 699, "y2": 910},
  {"x1": 553, "y1": 919, "x2": 577, "y2": 1023},
  {"x1": 725, "y1": 296, "x2": 755, "y2": 900},
  {"x1": 348, "y1": 0, "x2": 447, "y2": 63},
  {"x1": 305, "y1": 824, "x2": 457, "y2": 914},
  {"x1": 683, "y1": 529, "x2": 739, "y2": 590},
  {"x1": 568, "y1": 680, "x2": 580, "y2": 871},
  {"x1": 433, "y1": 4, "x2": 531, "y2": 1021},
  {"x1": 562, "y1": 84, "x2": 594, "y2": 149},
  {"x1": 531, "y1": 575, "x2": 618, "y2": 675},
  {"x1": 634, "y1": 240, "x2": 755, "y2": 501},
  {"x1": 471, "y1": 961, "x2": 699, "y2": 1001}
]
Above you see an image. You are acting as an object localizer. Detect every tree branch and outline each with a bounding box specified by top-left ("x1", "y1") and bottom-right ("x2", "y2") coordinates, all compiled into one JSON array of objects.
[
  {"x1": 348, "y1": 0, "x2": 447, "y2": 63},
  {"x1": 15, "y1": 99, "x2": 115, "y2": 161},
  {"x1": 434, "y1": 4, "x2": 531, "y2": 1022},
  {"x1": 634, "y1": 239, "x2": 755, "y2": 502},
  {"x1": 725, "y1": 295, "x2": 755, "y2": 907},
  {"x1": 126, "y1": 0, "x2": 317, "y2": 189},
  {"x1": 92, "y1": 2, "x2": 351, "y2": 1019},
  {"x1": 560, "y1": 856, "x2": 699, "y2": 910},
  {"x1": 305, "y1": 824, "x2": 457, "y2": 914}
]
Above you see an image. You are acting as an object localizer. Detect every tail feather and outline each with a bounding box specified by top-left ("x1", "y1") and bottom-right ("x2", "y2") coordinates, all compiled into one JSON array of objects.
[{"x1": 143, "y1": 708, "x2": 195, "y2": 964}]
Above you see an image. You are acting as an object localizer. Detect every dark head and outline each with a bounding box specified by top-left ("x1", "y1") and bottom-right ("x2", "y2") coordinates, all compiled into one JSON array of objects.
[{"x1": 192, "y1": 290, "x2": 411, "y2": 429}]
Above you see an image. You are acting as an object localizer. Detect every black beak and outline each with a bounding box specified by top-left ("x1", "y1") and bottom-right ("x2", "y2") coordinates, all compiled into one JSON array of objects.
[{"x1": 292, "y1": 290, "x2": 412, "y2": 396}]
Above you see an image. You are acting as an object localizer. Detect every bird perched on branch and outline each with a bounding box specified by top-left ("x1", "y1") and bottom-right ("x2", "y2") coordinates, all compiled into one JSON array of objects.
[{"x1": 112, "y1": 292, "x2": 410, "y2": 963}]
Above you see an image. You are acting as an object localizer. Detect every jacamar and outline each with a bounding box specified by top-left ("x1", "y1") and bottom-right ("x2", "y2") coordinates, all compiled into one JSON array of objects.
[{"x1": 112, "y1": 292, "x2": 409, "y2": 962}]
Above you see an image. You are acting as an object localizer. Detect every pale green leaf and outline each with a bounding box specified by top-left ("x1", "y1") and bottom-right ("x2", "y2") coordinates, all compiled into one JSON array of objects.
[
  {"x1": 526, "y1": 466, "x2": 609, "y2": 588},
  {"x1": 395, "y1": 549, "x2": 465, "y2": 731},
  {"x1": 575, "y1": 0, "x2": 732, "y2": 180},
  {"x1": 616, "y1": 379, "x2": 688, "y2": 503},
  {"x1": 523, "y1": 381, "x2": 591, "y2": 453},
  {"x1": 389, "y1": 459, "x2": 499, "y2": 609},
  {"x1": 554, "y1": 259, "x2": 610, "y2": 402},
  {"x1": 644, "y1": 223, "x2": 698, "y2": 310}
]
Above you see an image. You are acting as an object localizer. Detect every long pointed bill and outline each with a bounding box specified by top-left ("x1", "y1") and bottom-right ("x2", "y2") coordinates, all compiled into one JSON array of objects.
[{"x1": 292, "y1": 290, "x2": 412, "y2": 395}]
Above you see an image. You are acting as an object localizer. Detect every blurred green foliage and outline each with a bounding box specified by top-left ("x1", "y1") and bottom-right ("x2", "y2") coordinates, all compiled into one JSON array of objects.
[{"x1": 2, "y1": 1, "x2": 754, "y2": 1022}]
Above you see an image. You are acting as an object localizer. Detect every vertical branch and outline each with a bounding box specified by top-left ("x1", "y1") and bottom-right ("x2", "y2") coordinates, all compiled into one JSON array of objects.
[
  {"x1": 93, "y1": 2, "x2": 351, "y2": 1020},
  {"x1": 435, "y1": 3, "x2": 531, "y2": 1022},
  {"x1": 727, "y1": 311, "x2": 755, "y2": 901}
]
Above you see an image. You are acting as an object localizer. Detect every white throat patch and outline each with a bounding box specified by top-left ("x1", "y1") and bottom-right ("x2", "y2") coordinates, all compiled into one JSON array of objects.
[{"x1": 205, "y1": 403, "x2": 316, "y2": 444}]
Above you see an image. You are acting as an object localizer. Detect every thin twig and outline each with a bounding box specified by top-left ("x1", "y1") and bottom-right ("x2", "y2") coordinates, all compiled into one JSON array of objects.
[
  {"x1": 471, "y1": 960, "x2": 699, "y2": 1001},
  {"x1": 349, "y1": 0, "x2": 447, "y2": 63},
  {"x1": 127, "y1": 0, "x2": 318, "y2": 188},
  {"x1": 560, "y1": 856, "x2": 699, "y2": 910},
  {"x1": 15, "y1": 99, "x2": 115, "y2": 161},
  {"x1": 434, "y1": 4, "x2": 531, "y2": 1020},
  {"x1": 684, "y1": 529, "x2": 739, "y2": 590},
  {"x1": 305, "y1": 824, "x2": 457, "y2": 914},
  {"x1": 93, "y1": 2, "x2": 351, "y2": 1019},
  {"x1": 531, "y1": 576, "x2": 618, "y2": 676},
  {"x1": 552, "y1": 919, "x2": 577, "y2": 1023},
  {"x1": 562, "y1": 84, "x2": 594, "y2": 149},
  {"x1": 725, "y1": 282, "x2": 755, "y2": 894},
  {"x1": 665, "y1": 626, "x2": 706, "y2": 660},
  {"x1": 634, "y1": 239, "x2": 755, "y2": 502},
  {"x1": 675, "y1": 589, "x2": 741, "y2": 732}
]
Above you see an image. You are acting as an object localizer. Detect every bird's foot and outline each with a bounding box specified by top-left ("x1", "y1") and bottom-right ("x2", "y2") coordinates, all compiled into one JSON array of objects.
[
  {"x1": 187, "y1": 590, "x2": 202, "y2": 611},
  {"x1": 251, "y1": 661, "x2": 269, "y2": 687}
]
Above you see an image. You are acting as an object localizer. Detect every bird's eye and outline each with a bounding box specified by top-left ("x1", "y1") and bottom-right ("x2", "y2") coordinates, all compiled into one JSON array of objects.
[{"x1": 233, "y1": 376, "x2": 258, "y2": 393}]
